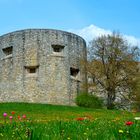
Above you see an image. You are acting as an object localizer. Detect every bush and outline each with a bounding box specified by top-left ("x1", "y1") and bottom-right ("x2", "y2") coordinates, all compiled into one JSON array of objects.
[{"x1": 75, "y1": 93, "x2": 103, "y2": 109}]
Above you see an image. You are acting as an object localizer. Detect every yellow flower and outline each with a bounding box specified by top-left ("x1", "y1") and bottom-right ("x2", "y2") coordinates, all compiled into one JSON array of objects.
[
  {"x1": 119, "y1": 130, "x2": 123, "y2": 133},
  {"x1": 115, "y1": 117, "x2": 120, "y2": 121}
]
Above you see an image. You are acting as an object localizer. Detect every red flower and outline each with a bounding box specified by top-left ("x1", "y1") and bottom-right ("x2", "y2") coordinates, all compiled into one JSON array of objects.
[
  {"x1": 11, "y1": 111, "x2": 15, "y2": 115},
  {"x1": 125, "y1": 121, "x2": 133, "y2": 126},
  {"x1": 76, "y1": 117, "x2": 85, "y2": 121}
]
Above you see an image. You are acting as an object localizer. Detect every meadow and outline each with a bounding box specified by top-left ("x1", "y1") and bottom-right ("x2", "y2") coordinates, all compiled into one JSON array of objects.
[{"x1": 0, "y1": 103, "x2": 140, "y2": 140}]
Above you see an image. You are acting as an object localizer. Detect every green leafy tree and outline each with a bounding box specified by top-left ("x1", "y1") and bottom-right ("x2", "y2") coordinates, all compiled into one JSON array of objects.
[
  {"x1": 130, "y1": 71, "x2": 140, "y2": 110},
  {"x1": 86, "y1": 33, "x2": 140, "y2": 109}
]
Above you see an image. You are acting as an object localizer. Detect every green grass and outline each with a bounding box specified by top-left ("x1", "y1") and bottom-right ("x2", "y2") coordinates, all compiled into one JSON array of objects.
[{"x1": 0, "y1": 102, "x2": 140, "y2": 140}]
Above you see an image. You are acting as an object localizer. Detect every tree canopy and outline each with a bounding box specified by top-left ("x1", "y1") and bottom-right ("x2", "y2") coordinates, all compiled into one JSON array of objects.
[{"x1": 86, "y1": 33, "x2": 140, "y2": 109}]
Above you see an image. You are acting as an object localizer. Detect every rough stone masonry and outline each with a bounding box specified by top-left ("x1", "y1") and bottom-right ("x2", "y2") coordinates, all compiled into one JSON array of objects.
[{"x1": 0, "y1": 29, "x2": 87, "y2": 105}]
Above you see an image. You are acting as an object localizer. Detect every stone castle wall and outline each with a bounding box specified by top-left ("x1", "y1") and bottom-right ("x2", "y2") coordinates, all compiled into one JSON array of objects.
[{"x1": 0, "y1": 29, "x2": 87, "y2": 105}]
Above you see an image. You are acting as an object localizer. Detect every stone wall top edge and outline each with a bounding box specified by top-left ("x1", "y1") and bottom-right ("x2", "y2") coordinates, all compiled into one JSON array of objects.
[{"x1": 0, "y1": 28, "x2": 86, "y2": 44}]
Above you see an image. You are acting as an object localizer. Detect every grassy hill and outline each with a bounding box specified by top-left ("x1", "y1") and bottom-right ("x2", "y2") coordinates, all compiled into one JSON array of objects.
[{"x1": 0, "y1": 103, "x2": 140, "y2": 140}]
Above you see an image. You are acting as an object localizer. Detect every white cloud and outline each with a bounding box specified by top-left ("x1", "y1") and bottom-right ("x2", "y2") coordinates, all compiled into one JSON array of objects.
[
  {"x1": 123, "y1": 35, "x2": 140, "y2": 46},
  {"x1": 69, "y1": 24, "x2": 140, "y2": 47}
]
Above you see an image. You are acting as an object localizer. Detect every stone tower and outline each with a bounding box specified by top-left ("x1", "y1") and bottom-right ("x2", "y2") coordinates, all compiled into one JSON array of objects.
[{"x1": 0, "y1": 29, "x2": 87, "y2": 105}]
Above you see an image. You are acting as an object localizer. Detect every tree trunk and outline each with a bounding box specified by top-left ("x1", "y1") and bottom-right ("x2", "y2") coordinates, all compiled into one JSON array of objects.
[{"x1": 107, "y1": 90, "x2": 115, "y2": 109}]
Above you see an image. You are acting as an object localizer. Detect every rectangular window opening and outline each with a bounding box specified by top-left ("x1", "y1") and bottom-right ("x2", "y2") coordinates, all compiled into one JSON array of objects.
[
  {"x1": 28, "y1": 68, "x2": 36, "y2": 73},
  {"x1": 25, "y1": 66, "x2": 38, "y2": 75},
  {"x1": 70, "y1": 67, "x2": 79, "y2": 77},
  {"x1": 2, "y1": 46, "x2": 13, "y2": 56},
  {"x1": 52, "y1": 45, "x2": 65, "y2": 53}
]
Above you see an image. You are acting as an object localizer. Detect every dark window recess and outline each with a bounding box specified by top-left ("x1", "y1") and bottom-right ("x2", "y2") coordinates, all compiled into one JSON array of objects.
[
  {"x1": 25, "y1": 67, "x2": 38, "y2": 74},
  {"x1": 29, "y1": 68, "x2": 36, "y2": 73},
  {"x1": 52, "y1": 45, "x2": 65, "y2": 52},
  {"x1": 2, "y1": 46, "x2": 13, "y2": 56},
  {"x1": 70, "y1": 67, "x2": 79, "y2": 77}
]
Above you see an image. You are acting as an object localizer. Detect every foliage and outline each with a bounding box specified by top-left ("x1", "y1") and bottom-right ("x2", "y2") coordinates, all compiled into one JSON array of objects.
[
  {"x1": 86, "y1": 33, "x2": 140, "y2": 109},
  {"x1": 130, "y1": 71, "x2": 140, "y2": 111},
  {"x1": 75, "y1": 93, "x2": 103, "y2": 108}
]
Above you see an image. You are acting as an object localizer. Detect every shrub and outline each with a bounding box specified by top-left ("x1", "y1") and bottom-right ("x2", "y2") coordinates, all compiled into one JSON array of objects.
[{"x1": 75, "y1": 93, "x2": 103, "y2": 109}]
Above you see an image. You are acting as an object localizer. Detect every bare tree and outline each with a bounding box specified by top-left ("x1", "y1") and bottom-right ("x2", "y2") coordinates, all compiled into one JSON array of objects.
[{"x1": 86, "y1": 33, "x2": 140, "y2": 109}]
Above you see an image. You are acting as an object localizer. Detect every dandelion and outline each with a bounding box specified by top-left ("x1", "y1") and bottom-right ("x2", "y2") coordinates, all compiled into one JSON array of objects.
[
  {"x1": 125, "y1": 121, "x2": 133, "y2": 126},
  {"x1": 119, "y1": 130, "x2": 123, "y2": 133},
  {"x1": 115, "y1": 117, "x2": 120, "y2": 121}
]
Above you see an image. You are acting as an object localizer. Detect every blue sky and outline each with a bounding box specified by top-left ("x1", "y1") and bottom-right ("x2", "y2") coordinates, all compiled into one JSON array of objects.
[{"x1": 0, "y1": 0, "x2": 140, "y2": 45}]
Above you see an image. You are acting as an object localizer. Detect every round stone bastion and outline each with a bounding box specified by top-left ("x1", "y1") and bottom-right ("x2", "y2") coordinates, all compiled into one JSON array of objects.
[{"x1": 0, "y1": 29, "x2": 87, "y2": 105}]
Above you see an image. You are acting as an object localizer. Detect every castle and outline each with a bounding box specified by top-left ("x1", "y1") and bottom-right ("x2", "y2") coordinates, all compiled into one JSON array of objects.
[{"x1": 0, "y1": 29, "x2": 87, "y2": 105}]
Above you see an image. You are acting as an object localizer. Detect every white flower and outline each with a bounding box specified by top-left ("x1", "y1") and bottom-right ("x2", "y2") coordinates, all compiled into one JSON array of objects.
[{"x1": 134, "y1": 117, "x2": 140, "y2": 120}]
